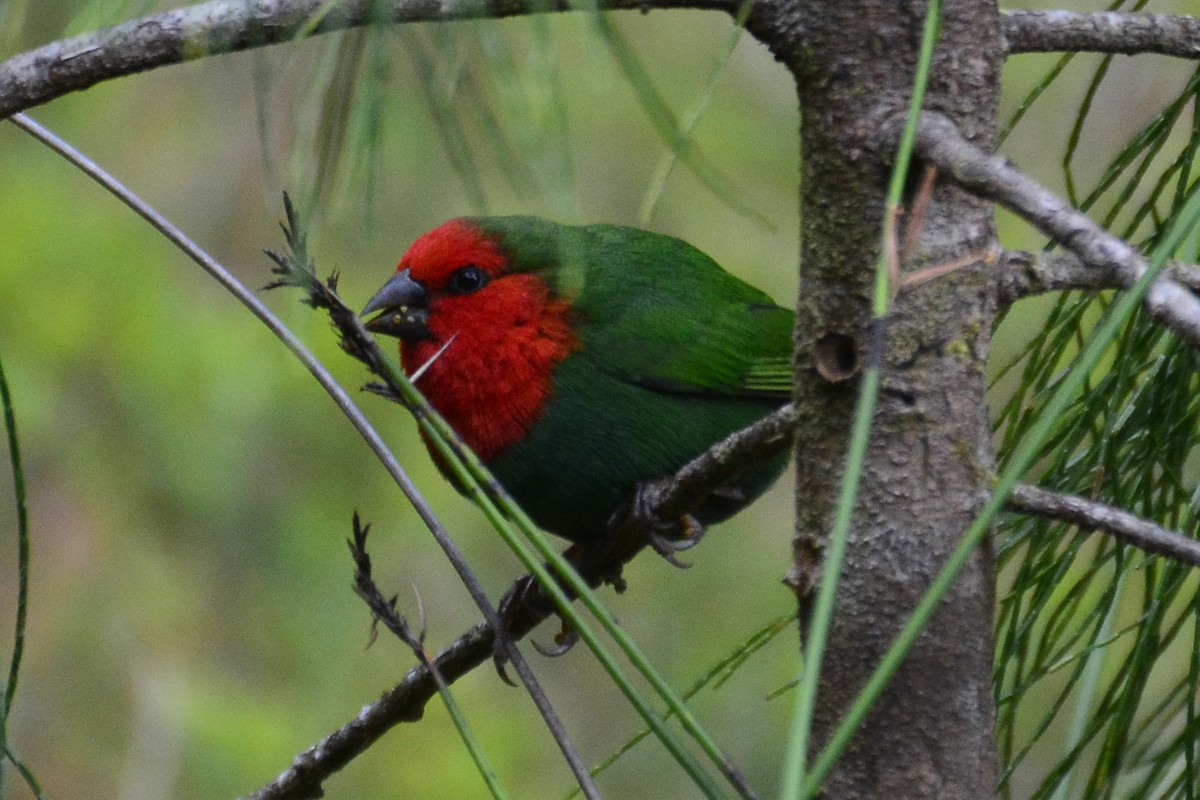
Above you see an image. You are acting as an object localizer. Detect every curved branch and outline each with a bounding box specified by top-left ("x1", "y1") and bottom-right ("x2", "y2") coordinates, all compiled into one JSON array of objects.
[
  {"x1": 995, "y1": 249, "x2": 1200, "y2": 305},
  {"x1": 914, "y1": 112, "x2": 1200, "y2": 348},
  {"x1": 1008, "y1": 484, "x2": 1200, "y2": 568},
  {"x1": 250, "y1": 402, "x2": 796, "y2": 799},
  {"x1": 10, "y1": 108, "x2": 605, "y2": 799},
  {"x1": 0, "y1": 0, "x2": 736, "y2": 120},
  {"x1": 1003, "y1": 11, "x2": 1200, "y2": 58}
]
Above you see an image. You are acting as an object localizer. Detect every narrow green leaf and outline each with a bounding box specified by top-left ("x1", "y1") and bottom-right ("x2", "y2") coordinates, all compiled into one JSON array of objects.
[
  {"x1": 638, "y1": 0, "x2": 755, "y2": 226},
  {"x1": 561, "y1": 612, "x2": 794, "y2": 800},
  {"x1": 579, "y1": 1, "x2": 771, "y2": 228},
  {"x1": 1, "y1": 354, "x2": 35, "y2": 798}
]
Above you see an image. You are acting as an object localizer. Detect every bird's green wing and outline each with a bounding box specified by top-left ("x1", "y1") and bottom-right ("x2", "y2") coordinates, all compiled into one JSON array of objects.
[{"x1": 564, "y1": 224, "x2": 794, "y2": 399}]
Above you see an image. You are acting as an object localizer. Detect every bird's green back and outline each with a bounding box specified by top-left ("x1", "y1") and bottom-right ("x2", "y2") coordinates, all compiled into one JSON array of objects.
[{"x1": 475, "y1": 217, "x2": 794, "y2": 400}]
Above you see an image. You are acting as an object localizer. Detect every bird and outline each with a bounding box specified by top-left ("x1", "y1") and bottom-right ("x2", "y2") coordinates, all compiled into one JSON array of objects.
[{"x1": 360, "y1": 215, "x2": 792, "y2": 550}]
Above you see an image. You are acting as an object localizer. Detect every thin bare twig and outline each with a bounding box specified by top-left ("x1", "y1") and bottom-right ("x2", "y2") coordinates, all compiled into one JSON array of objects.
[
  {"x1": 685, "y1": 410, "x2": 1200, "y2": 579},
  {"x1": 995, "y1": 249, "x2": 1200, "y2": 305},
  {"x1": 1008, "y1": 484, "x2": 1200, "y2": 568},
  {"x1": 901, "y1": 166, "x2": 938, "y2": 265},
  {"x1": 914, "y1": 112, "x2": 1200, "y2": 348},
  {"x1": 900, "y1": 250, "x2": 993, "y2": 290},
  {"x1": 1003, "y1": 11, "x2": 1200, "y2": 58}
]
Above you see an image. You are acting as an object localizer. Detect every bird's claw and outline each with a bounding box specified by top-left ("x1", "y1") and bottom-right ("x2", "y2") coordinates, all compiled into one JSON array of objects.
[
  {"x1": 492, "y1": 575, "x2": 540, "y2": 686},
  {"x1": 646, "y1": 527, "x2": 693, "y2": 567},
  {"x1": 491, "y1": 568, "x2": 583, "y2": 681},
  {"x1": 657, "y1": 514, "x2": 705, "y2": 552},
  {"x1": 646, "y1": 515, "x2": 705, "y2": 566},
  {"x1": 627, "y1": 475, "x2": 706, "y2": 568},
  {"x1": 532, "y1": 619, "x2": 579, "y2": 657},
  {"x1": 491, "y1": 627, "x2": 518, "y2": 687}
]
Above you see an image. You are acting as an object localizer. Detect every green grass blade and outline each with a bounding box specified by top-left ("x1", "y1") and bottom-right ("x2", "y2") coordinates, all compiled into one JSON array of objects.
[
  {"x1": 580, "y1": 1, "x2": 771, "y2": 228},
  {"x1": 1062, "y1": 54, "x2": 1113, "y2": 207},
  {"x1": 400, "y1": 28, "x2": 491, "y2": 213},
  {"x1": 435, "y1": 680, "x2": 512, "y2": 799},
  {"x1": 997, "y1": 52, "x2": 1200, "y2": 791},
  {"x1": 999, "y1": 48, "x2": 1075, "y2": 145},
  {"x1": 638, "y1": 0, "x2": 754, "y2": 227},
  {"x1": 3, "y1": 744, "x2": 45, "y2": 800},
  {"x1": 998, "y1": 0, "x2": 1141, "y2": 144},
  {"x1": 779, "y1": 367, "x2": 882, "y2": 798},
  {"x1": 561, "y1": 612, "x2": 794, "y2": 800},
  {"x1": 1, "y1": 356, "x2": 30, "y2": 726},
  {"x1": 1, "y1": 354, "x2": 41, "y2": 800}
]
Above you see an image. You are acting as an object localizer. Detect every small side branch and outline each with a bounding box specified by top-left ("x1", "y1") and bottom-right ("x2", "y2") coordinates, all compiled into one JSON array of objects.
[
  {"x1": 1008, "y1": 484, "x2": 1200, "y2": 568},
  {"x1": 995, "y1": 250, "x2": 1200, "y2": 305},
  {"x1": 1003, "y1": 11, "x2": 1200, "y2": 58},
  {"x1": 914, "y1": 112, "x2": 1200, "y2": 347},
  {"x1": 348, "y1": 514, "x2": 430, "y2": 655}
]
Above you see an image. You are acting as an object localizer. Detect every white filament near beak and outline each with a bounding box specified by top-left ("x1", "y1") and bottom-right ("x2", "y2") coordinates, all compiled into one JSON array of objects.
[{"x1": 409, "y1": 332, "x2": 459, "y2": 384}]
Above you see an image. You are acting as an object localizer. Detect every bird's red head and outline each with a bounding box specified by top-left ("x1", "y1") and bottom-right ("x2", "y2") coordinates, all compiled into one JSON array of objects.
[
  {"x1": 362, "y1": 218, "x2": 578, "y2": 460},
  {"x1": 400, "y1": 218, "x2": 509, "y2": 291}
]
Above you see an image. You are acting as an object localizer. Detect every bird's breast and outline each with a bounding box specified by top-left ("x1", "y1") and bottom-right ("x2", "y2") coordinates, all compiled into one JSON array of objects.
[{"x1": 402, "y1": 297, "x2": 578, "y2": 460}]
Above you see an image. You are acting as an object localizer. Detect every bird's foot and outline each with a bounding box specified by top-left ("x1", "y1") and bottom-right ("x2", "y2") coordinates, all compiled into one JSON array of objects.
[
  {"x1": 492, "y1": 547, "x2": 588, "y2": 683},
  {"x1": 622, "y1": 479, "x2": 707, "y2": 568},
  {"x1": 645, "y1": 515, "x2": 706, "y2": 567}
]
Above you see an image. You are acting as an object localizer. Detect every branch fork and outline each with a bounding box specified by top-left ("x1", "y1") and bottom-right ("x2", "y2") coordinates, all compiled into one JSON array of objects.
[{"x1": 909, "y1": 111, "x2": 1200, "y2": 347}]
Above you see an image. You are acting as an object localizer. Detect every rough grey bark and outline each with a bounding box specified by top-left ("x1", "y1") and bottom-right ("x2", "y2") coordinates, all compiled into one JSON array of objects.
[
  {"x1": 1003, "y1": 10, "x2": 1200, "y2": 57},
  {"x1": 994, "y1": 250, "x2": 1200, "y2": 304},
  {"x1": 784, "y1": 1, "x2": 1001, "y2": 796}
]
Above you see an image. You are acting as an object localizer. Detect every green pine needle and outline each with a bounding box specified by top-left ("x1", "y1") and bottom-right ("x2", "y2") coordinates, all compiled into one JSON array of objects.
[
  {"x1": 2, "y1": 353, "x2": 40, "y2": 797},
  {"x1": 996, "y1": 52, "x2": 1200, "y2": 799}
]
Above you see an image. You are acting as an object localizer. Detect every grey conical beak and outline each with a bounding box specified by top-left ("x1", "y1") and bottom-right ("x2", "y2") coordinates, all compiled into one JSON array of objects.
[{"x1": 361, "y1": 269, "x2": 432, "y2": 340}]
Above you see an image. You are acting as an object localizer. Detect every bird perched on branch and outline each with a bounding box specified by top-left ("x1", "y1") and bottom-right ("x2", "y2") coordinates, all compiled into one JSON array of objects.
[{"x1": 361, "y1": 216, "x2": 792, "y2": 550}]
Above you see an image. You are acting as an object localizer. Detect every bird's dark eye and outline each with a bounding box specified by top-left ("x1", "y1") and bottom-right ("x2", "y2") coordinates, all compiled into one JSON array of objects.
[{"x1": 447, "y1": 265, "x2": 489, "y2": 295}]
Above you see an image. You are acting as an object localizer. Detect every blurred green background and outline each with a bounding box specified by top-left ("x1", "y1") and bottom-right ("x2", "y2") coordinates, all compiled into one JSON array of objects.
[{"x1": 0, "y1": 0, "x2": 1195, "y2": 798}]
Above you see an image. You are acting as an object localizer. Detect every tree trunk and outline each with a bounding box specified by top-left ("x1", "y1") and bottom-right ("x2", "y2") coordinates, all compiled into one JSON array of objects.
[{"x1": 769, "y1": 0, "x2": 1002, "y2": 795}]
